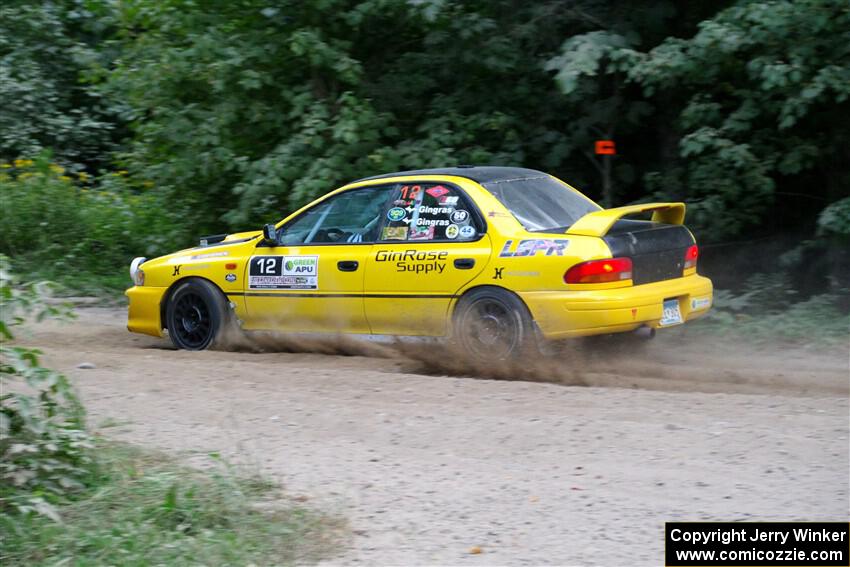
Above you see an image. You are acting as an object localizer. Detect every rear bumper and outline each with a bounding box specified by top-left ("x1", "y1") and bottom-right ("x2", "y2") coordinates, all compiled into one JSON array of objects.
[
  {"x1": 126, "y1": 286, "x2": 166, "y2": 337},
  {"x1": 519, "y1": 275, "x2": 713, "y2": 339}
]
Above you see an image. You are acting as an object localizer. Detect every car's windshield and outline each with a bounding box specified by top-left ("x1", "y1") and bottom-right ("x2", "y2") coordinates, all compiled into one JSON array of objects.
[{"x1": 482, "y1": 175, "x2": 600, "y2": 232}]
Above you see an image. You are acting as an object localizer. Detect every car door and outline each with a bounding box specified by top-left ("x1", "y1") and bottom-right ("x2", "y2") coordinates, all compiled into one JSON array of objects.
[
  {"x1": 364, "y1": 181, "x2": 491, "y2": 336},
  {"x1": 242, "y1": 185, "x2": 392, "y2": 334}
]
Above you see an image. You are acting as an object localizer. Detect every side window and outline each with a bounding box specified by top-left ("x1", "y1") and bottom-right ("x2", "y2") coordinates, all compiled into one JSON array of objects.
[
  {"x1": 380, "y1": 183, "x2": 482, "y2": 242},
  {"x1": 279, "y1": 186, "x2": 391, "y2": 245}
]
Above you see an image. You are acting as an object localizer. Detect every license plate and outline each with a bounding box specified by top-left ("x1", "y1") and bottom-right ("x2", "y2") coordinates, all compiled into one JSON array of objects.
[{"x1": 659, "y1": 298, "x2": 683, "y2": 326}]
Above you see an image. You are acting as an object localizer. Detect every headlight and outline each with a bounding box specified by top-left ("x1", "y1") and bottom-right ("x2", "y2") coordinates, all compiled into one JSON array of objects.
[{"x1": 130, "y1": 257, "x2": 146, "y2": 286}]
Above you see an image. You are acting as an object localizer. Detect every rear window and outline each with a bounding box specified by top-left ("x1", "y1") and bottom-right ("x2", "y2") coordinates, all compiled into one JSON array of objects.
[{"x1": 482, "y1": 175, "x2": 600, "y2": 232}]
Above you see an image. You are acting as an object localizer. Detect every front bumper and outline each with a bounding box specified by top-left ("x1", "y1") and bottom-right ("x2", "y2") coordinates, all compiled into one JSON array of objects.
[
  {"x1": 126, "y1": 286, "x2": 167, "y2": 337},
  {"x1": 519, "y1": 274, "x2": 713, "y2": 339}
]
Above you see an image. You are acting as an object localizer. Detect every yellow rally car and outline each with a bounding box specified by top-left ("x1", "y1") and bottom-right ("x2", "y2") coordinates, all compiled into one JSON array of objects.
[{"x1": 127, "y1": 167, "x2": 712, "y2": 357}]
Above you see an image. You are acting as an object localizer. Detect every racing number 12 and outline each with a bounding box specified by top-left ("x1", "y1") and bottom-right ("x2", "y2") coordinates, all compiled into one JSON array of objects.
[
  {"x1": 400, "y1": 185, "x2": 421, "y2": 200},
  {"x1": 258, "y1": 258, "x2": 277, "y2": 274}
]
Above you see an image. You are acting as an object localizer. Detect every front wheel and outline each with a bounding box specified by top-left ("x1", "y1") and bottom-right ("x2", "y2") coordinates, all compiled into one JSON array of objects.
[
  {"x1": 453, "y1": 287, "x2": 537, "y2": 361},
  {"x1": 165, "y1": 279, "x2": 233, "y2": 350}
]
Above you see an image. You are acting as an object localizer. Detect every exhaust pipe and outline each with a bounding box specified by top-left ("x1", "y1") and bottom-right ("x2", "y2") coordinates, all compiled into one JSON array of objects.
[{"x1": 633, "y1": 325, "x2": 656, "y2": 340}]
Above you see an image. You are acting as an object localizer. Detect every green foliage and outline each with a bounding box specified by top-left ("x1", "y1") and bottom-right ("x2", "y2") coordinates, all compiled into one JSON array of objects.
[
  {"x1": 696, "y1": 271, "x2": 849, "y2": 347},
  {"x1": 0, "y1": 444, "x2": 339, "y2": 565},
  {"x1": 0, "y1": 154, "x2": 190, "y2": 293},
  {"x1": 97, "y1": 0, "x2": 600, "y2": 229},
  {"x1": 0, "y1": 258, "x2": 92, "y2": 521},
  {"x1": 547, "y1": 0, "x2": 850, "y2": 239},
  {"x1": 817, "y1": 197, "x2": 850, "y2": 238},
  {"x1": 0, "y1": 0, "x2": 121, "y2": 172}
]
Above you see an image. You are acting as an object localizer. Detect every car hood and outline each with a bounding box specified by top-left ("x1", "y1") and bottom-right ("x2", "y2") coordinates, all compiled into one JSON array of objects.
[{"x1": 142, "y1": 230, "x2": 262, "y2": 267}]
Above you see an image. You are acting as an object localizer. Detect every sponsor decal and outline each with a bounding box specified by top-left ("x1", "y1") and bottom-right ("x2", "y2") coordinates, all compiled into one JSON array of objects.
[
  {"x1": 506, "y1": 270, "x2": 540, "y2": 277},
  {"x1": 450, "y1": 209, "x2": 469, "y2": 223},
  {"x1": 425, "y1": 185, "x2": 450, "y2": 199},
  {"x1": 459, "y1": 225, "x2": 476, "y2": 239},
  {"x1": 691, "y1": 297, "x2": 711, "y2": 311},
  {"x1": 382, "y1": 226, "x2": 408, "y2": 240},
  {"x1": 179, "y1": 264, "x2": 210, "y2": 272},
  {"x1": 440, "y1": 195, "x2": 459, "y2": 206},
  {"x1": 493, "y1": 267, "x2": 504, "y2": 280},
  {"x1": 410, "y1": 225, "x2": 435, "y2": 240},
  {"x1": 419, "y1": 205, "x2": 453, "y2": 215},
  {"x1": 416, "y1": 217, "x2": 449, "y2": 227},
  {"x1": 499, "y1": 239, "x2": 569, "y2": 257},
  {"x1": 487, "y1": 211, "x2": 511, "y2": 218},
  {"x1": 387, "y1": 207, "x2": 407, "y2": 222},
  {"x1": 190, "y1": 250, "x2": 230, "y2": 260},
  {"x1": 225, "y1": 273, "x2": 237, "y2": 282},
  {"x1": 172, "y1": 265, "x2": 181, "y2": 276},
  {"x1": 375, "y1": 249, "x2": 448, "y2": 275},
  {"x1": 248, "y1": 255, "x2": 318, "y2": 289},
  {"x1": 445, "y1": 224, "x2": 459, "y2": 239}
]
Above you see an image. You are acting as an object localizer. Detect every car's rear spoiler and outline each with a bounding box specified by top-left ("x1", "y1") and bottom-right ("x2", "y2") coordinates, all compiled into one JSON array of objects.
[{"x1": 566, "y1": 202, "x2": 686, "y2": 237}]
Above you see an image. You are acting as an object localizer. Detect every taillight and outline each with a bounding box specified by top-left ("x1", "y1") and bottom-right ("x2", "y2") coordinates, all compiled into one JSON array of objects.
[
  {"x1": 684, "y1": 244, "x2": 698, "y2": 270},
  {"x1": 564, "y1": 257, "x2": 633, "y2": 284}
]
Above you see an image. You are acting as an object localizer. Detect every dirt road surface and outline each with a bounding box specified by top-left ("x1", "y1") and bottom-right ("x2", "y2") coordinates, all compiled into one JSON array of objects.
[{"x1": 23, "y1": 308, "x2": 850, "y2": 566}]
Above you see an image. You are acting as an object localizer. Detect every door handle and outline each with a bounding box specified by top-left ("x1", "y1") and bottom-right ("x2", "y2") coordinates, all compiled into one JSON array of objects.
[
  {"x1": 337, "y1": 260, "x2": 359, "y2": 272},
  {"x1": 454, "y1": 258, "x2": 475, "y2": 270}
]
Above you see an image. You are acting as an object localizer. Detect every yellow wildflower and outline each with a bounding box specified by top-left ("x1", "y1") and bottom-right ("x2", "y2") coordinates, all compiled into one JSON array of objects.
[
  {"x1": 19, "y1": 172, "x2": 33, "y2": 180},
  {"x1": 1, "y1": 163, "x2": 10, "y2": 169},
  {"x1": 78, "y1": 171, "x2": 90, "y2": 182},
  {"x1": 13, "y1": 159, "x2": 34, "y2": 168},
  {"x1": 49, "y1": 164, "x2": 65, "y2": 174},
  {"x1": 60, "y1": 175, "x2": 72, "y2": 182},
  {"x1": 117, "y1": 170, "x2": 129, "y2": 176}
]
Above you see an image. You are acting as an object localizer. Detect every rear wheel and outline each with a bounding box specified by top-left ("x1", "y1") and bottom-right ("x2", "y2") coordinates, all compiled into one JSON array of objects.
[
  {"x1": 453, "y1": 287, "x2": 536, "y2": 361},
  {"x1": 166, "y1": 279, "x2": 232, "y2": 350}
]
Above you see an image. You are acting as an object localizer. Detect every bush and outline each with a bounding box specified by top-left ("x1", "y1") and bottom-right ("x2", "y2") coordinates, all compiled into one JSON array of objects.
[
  {"x1": 694, "y1": 270, "x2": 849, "y2": 347},
  {"x1": 0, "y1": 155, "x2": 191, "y2": 293},
  {"x1": 0, "y1": 257, "x2": 92, "y2": 520}
]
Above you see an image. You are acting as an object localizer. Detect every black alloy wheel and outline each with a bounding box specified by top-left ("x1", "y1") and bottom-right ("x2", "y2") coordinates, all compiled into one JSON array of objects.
[
  {"x1": 454, "y1": 287, "x2": 535, "y2": 360},
  {"x1": 166, "y1": 279, "x2": 230, "y2": 350}
]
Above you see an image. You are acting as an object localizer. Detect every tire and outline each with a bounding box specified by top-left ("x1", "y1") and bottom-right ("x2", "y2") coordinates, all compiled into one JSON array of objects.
[
  {"x1": 453, "y1": 287, "x2": 537, "y2": 361},
  {"x1": 165, "y1": 278, "x2": 232, "y2": 350}
]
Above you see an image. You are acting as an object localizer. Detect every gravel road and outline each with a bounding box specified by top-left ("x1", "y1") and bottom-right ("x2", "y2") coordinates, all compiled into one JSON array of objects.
[{"x1": 25, "y1": 308, "x2": 849, "y2": 566}]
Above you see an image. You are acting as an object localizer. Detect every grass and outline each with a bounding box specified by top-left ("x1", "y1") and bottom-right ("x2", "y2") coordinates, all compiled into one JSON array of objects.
[
  {"x1": 684, "y1": 291, "x2": 849, "y2": 350},
  {"x1": 0, "y1": 443, "x2": 344, "y2": 566}
]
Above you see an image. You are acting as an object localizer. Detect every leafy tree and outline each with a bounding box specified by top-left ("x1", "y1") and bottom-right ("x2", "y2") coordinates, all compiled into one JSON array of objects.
[
  {"x1": 547, "y1": 0, "x2": 850, "y2": 239},
  {"x1": 0, "y1": 0, "x2": 122, "y2": 172},
  {"x1": 99, "y1": 0, "x2": 652, "y2": 230}
]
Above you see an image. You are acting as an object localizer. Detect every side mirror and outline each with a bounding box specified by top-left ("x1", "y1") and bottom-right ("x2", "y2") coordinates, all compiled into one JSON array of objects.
[{"x1": 262, "y1": 223, "x2": 278, "y2": 245}]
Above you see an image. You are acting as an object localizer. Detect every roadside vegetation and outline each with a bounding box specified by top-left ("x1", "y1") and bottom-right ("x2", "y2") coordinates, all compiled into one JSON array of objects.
[
  {"x1": 2, "y1": 443, "x2": 337, "y2": 566},
  {"x1": 0, "y1": 261, "x2": 341, "y2": 564},
  {"x1": 1, "y1": 0, "x2": 847, "y2": 341},
  {"x1": 0, "y1": 157, "x2": 188, "y2": 296},
  {"x1": 688, "y1": 284, "x2": 850, "y2": 349}
]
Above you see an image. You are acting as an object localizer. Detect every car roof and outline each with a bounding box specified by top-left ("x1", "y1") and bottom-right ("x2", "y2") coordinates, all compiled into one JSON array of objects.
[{"x1": 355, "y1": 166, "x2": 547, "y2": 184}]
